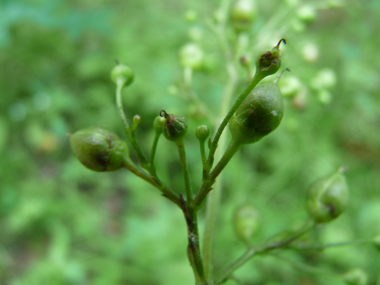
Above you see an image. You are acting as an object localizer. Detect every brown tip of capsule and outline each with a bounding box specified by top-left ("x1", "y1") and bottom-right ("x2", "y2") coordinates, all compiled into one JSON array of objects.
[
  {"x1": 277, "y1": 38, "x2": 286, "y2": 47},
  {"x1": 160, "y1": 110, "x2": 169, "y2": 118}
]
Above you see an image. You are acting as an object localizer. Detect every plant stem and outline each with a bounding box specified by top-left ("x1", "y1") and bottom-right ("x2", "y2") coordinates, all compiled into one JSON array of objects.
[
  {"x1": 194, "y1": 140, "x2": 241, "y2": 207},
  {"x1": 116, "y1": 81, "x2": 149, "y2": 168},
  {"x1": 176, "y1": 140, "x2": 194, "y2": 204},
  {"x1": 179, "y1": 195, "x2": 207, "y2": 284},
  {"x1": 149, "y1": 131, "x2": 161, "y2": 175},
  {"x1": 287, "y1": 239, "x2": 373, "y2": 251},
  {"x1": 215, "y1": 221, "x2": 315, "y2": 284}
]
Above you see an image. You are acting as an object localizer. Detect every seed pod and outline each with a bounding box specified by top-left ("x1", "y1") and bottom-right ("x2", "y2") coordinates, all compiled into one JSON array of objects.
[
  {"x1": 342, "y1": 268, "x2": 368, "y2": 285},
  {"x1": 196, "y1": 125, "x2": 209, "y2": 142},
  {"x1": 69, "y1": 127, "x2": 129, "y2": 172},
  {"x1": 160, "y1": 110, "x2": 188, "y2": 143},
  {"x1": 153, "y1": 116, "x2": 166, "y2": 134},
  {"x1": 229, "y1": 83, "x2": 284, "y2": 145},
  {"x1": 256, "y1": 39, "x2": 286, "y2": 78},
  {"x1": 230, "y1": 0, "x2": 257, "y2": 32},
  {"x1": 233, "y1": 205, "x2": 260, "y2": 243},
  {"x1": 111, "y1": 63, "x2": 134, "y2": 87},
  {"x1": 306, "y1": 169, "x2": 349, "y2": 223}
]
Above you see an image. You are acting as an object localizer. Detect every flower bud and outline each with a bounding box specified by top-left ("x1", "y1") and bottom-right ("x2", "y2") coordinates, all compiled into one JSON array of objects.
[
  {"x1": 160, "y1": 110, "x2": 188, "y2": 142},
  {"x1": 111, "y1": 63, "x2": 134, "y2": 87},
  {"x1": 255, "y1": 39, "x2": 286, "y2": 78},
  {"x1": 229, "y1": 83, "x2": 284, "y2": 145},
  {"x1": 306, "y1": 169, "x2": 349, "y2": 223},
  {"x1": 69, "y1": 127, "x2": 129, "y2": 172},
  {"x1": 196, "y1": 125, "x2": 209, "y2": 142},
  {"x1": 342, "y1": 268, "x2": 368, "y2": 285},
  {"x1": 153, "y1": 115, "x2": 165, "y2": 134},
  {"x1": 230, "y1": 0, "x2": 257, "y2": 32},
  {"x1": 233, "y1": 205, "x2": 260, "y2": 243}
]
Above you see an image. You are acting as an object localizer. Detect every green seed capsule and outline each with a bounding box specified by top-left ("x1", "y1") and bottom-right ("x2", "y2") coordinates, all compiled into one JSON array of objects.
[
  {"x1": 111, "y1": 63, "x2": 134, "y2": 87},
  {"x1": 196, "y1": 125, "x2": 209, "y2": 142},
  {"x1": 342, "y1": 268, "x2": 368, "y2": 285},
  {"x1": 153, "y1": 116, "x2": 166, "y2": 134},
  {"x1": 160, "y1": 110, "x2": 188, "y2": 142},
  {"x1": 229, "y1": 83, "x2": 284, "y2": 145},
  {"x1": 306, "y1": 169, "x2": 349, "y2": 223},
  {"x1": 256, "y1": 38, "x2": 286, "y2": 78},
  {"x1": 69, "y1": 127, "x2": 129, "y2": 172},
  {"x1": 233, "y1": 205, "x2": 260, "y2": 243}
]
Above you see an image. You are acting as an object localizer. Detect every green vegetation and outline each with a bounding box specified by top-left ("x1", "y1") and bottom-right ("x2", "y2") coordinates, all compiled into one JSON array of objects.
[{"x1": 1, "y1": 0, "x2": 380, "y2": 284}]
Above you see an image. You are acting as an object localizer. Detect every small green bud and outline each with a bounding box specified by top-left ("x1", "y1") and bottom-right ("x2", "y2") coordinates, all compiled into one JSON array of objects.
[
  {"x1": 229, "y1": 83, "x2": 284, "y2": 145},
  {"x1": 196, "y1": 125, "x2": 209, "y2": 142},
  {"x1": 111, "y1": 62, "x2": 134, "y2": 87},
  {"x1": 233, "y1": 205, "x2": 260, "y2": 243},
  {"x1": 160, "y1": 110, "x2": 188, "y2": 142},
  {"x1": 342, "y1": 268, "x2": 368, "y2": 285},
  {"x1": 255, "y1": 39, "x2": 286, "y2": 78},
  {"x1": 230, "y1": 0, "x2": 257, "y2": 32},
  {"x1": 153, "y1": 116, "x2": 165, "y2": 134},
  {"x1": 306, "y1": 168, "x2": 349, "y2": 223},
  {"x1": 373, "y1": 233, "x2": 380, "y2": 250},
  {"x1": 69, "y1": 127, "x2": 129, "y2": 172},
  {"x1": 179, "y1": 43, "x2": 204, "y2": 69},
  {"x1": 133, "y1": 115, "x2": 141, "y2": 128}
]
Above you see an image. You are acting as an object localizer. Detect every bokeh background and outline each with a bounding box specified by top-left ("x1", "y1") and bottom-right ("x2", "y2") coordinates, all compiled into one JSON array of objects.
[{"x1": 1, "y1": 0, "x2": 380, "y2": 284}]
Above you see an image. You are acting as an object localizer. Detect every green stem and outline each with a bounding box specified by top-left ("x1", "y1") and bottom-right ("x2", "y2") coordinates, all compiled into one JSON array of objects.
[
  {"x1": 176, "y1": 140, "x2": 194, "y2": 204},
  {"x1": 194, "y1": 140, "x2": 241, "y2": 208},
  {"x1": 199, "y1": 139, "x2": 207, "y2": 178},
  {"x1": 270, "y1": 253, "x2": 336, "y2": 277},
  {"x1": 287, "y1": 239, "x2": 373, "y2": 251},
  {"x1": 122, "y1": 158, "x2": 180, "y2": 207},
  {"x1": 149, "y1": 132, "x2": 161, "y2": 175},
  {"x1": 216, "y1": 221, "x2": 315, "y2": 284},
  {"x1": 122, "y1": 158, "x2": 156, "y2": 186},
  {"x1": 116, "y1": 81, "x2": 149, "y2": 168},
  {"x1": 179, "y1": 196, "x2": 207, "y2": 284}
]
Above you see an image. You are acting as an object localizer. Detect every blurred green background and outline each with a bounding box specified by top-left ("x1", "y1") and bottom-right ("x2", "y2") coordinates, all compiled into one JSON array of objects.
[{"x1": 1, "y1": 0, "x2": 380, "y2": 284}]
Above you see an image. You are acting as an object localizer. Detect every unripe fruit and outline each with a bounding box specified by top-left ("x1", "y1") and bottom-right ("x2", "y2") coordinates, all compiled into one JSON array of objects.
[
  {"x1": 111, "y1": 63, "x2": 134, "y2": 87},
  {"x1": 160, "y1": 110, "x2": 188, "y2": 142},
  {"x1": 342, "y1": 268, "x2": 368, "y2": 285},
  {"x1": 230, "y1": 0, "x2": 257, "y2": 32},
  {"x1": 233, "y1": 205, "x2": 260, "y2": 243},
  {"x1": 255, "y1": 39, "x2": 286, "y2": 78},
  {"x1": 153, "y1": 116, "x2": 166, "y2": 134},
  {"x1": 69, "y1": 127, "x2": 129, "y2": 172},
  {"x1": 306, "y1": 169, "x2": 349, "y2": 223},
  {"x1": 229, "y1": 83, "x2": 284, "y2": 145},
  {"x1": 196, "y1": 125, "x2": 209, "y2": 142}
]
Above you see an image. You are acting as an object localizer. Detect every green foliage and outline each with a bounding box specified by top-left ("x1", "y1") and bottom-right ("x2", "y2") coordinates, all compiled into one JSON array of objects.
[{"x1": 1, "y1": 0, "x2": 380, "y2": 284}]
